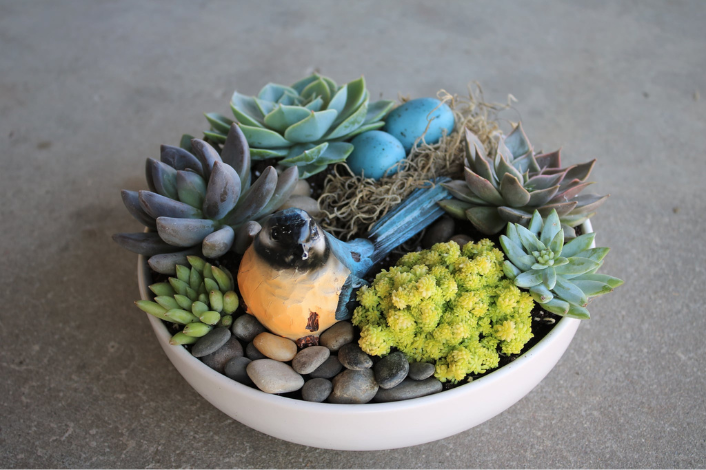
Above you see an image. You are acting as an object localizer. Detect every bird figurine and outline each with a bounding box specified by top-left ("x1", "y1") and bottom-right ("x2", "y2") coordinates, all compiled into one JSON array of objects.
[{"x1": 237, "y1": 180, "x2": 451, "y2": 346}]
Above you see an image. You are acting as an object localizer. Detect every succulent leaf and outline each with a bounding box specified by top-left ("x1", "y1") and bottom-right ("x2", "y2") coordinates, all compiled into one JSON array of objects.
[
  {"x1": 149, "y1": 159, "x2": 179, "y2": 200},
  {"x1": 570, "y1": 279, "x2": 613, "y2": 297},
  {"x1": 442, "y1": 181, "x2": 488, "y2": 205},
  {"x1": 561, "y1": 232, "x2": 596, "y2": 257},
  {"x1": 526, "y1": 185, "x2": 560, "y2": 207},
  {"x1": 499, "y1": 174, "x2": 531, "y2": 207},
  {"x1": 497, "y1": 206, "x2": 533, "y2": 225},
  {"x1": 527, "y1": 211, "x2": 544, "y2": 235},
  {"x1": 573, "y1": 247, "x2": 610, "y2": 262},
  {"x1": 467, "y1": 206, "x2": 507, "y2": 235},
  {"x1": 553, "y1": 276, "x2": 588, "y2": 307},
  {"x1": 202, "y1": 161, "x2": 241, "y2": 220},
  {"x1": 534, "y1": 149, "x2": 561, "y2": 170},
  {"x1": 437, "y1": 199, "x2": 475, "y2": 219},
  {"x1": 515, "y1": 270, "x2": 544, "y2": 288},
  {"x1": 503, "y1": 260, "x2": 522, "y2": 280},
  {"x1": 121, "y1": 190, "x2": 156, "y2": 229},
  {"x1": 499, "y1": 235, "x2": 535, "y2": 271},
  {"x1": 156, "y1": 217, "x2": 217, "y2": 247},
  {"x1": 233, "y1": 220, "x2": 262, "y2": 254},
  {"x1": 325, "y1": 100, "x2": 368, "y2": 140},
  {"x1": 223, "y1": 166, "x2": 277, "y2": 225},
  {"x1": 149, "y1": 282, "x2": 175, "y2": 297},
  {"x1": 542, "y1": 267, "x2": 557, "y2": 290},
  {"x1": 139, "y1": 190, "x2": 202, "y2": 219},
  {"x1": 112, "y1": 232, "x2": 181, "y2": 256},
  {"x1": 530, "y1": 284, "x2": 554, "y2": 303},
  {"x1": 516, "y1": 224, "x2": 545, "y2": 253},
  {"x1": 575, "y1": 273, "x2": 624, "y2": 289},
  {"x1": 564, "y1": 304, "x2": 591, "y2": 320},
  {"x1": 220, "y1": 124, "x2": 251, "y2": 188},
  {"x1": 284, "y1": 109, "x2": 338, "y2": 143},
  {"x1": 255, "y1": 166, "x2": 299, "y2": 218},
  {"x1": 147, "y1": 248, "x2": 201, "y2": 275},
  {"x1": 542, "y1": 298, "x2": 570, "y2": 315},
  {"x1": 176, "y1": 170, "x2": 207, "y2": 209},
  {"x1": 160, "y1": 145, "x2": 204, "y2": 176},
  {"x1": 204, "y1": 113, "x2": 234, "y2": 135},
  {"x1": 464, "y1": 168, "x2": 505, "y2": 206},
  {"x1": 553, "y1": 257, "x2": 602, "y2": 278},
  {"x1": 563, "y1": 159, "x2": 596, "y2": 182},
  {"x1": 202, "y1": 226, "x2": 235, "y2": 258},
  {"x1": 504, "y1": 122, "x2": 532, "y2": 158}
]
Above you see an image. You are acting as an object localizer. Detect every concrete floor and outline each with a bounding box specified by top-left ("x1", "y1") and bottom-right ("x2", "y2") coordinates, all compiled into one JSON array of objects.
[{"x1": 1, "y1": 0, "x2": 705, "y2": 467}]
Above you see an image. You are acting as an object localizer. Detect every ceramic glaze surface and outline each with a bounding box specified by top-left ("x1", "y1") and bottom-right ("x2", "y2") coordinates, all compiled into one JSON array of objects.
[
  {"x1": 383, "y1": 98, "x2": 455, "y2": 152},
  {"x1": 138, "y1": 221, "x2": 592, "y2": 450},
  {"x1": 346, "y1": 130, "x2": 406, "y2": 180}
]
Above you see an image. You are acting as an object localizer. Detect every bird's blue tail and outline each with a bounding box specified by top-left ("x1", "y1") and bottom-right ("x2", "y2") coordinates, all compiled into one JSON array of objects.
[{"x1": 366, "y1": 177, "x2": 451, "y2": 266}]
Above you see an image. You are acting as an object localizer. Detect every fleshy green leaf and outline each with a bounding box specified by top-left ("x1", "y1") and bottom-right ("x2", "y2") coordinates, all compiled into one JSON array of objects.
[
  {"x1": 574, "y1": 273, "x2": 624, "y2": 289},
  {"x1": 327, "y1": 85, "x2": 348, "y2": 115},
  {"x1": 258, "y1": 83, "x2": 298, "y2": 103},
  {"x1": 467, "y1": 206, "x2": 507, "y2": 235},
  {"x1": 291, "y1": 74, "x2": 320, "y2": 94},
  {"x1": 561, "y1": 233, "x2": 596, "y2": 257},
  {"x1": 437, "y1": 199, "x2": 474, "y2": 220},
  {"x1": 280, "y1": 143, "x2": 328, "y2": 165},
  {"x1": 503, "y1": 261, "x2": 521, "y2": 280},
  {"x1": 528, "y1": 211, "x2": 543, "y2": 235},
  {"x1": 504, "y1": 122, "x2": 532, "y2": 158},
  {"x1": 565, "y1": 304, "x2": 590, "y2": 320},
  {"x1": 540, "y1": 209, "x2": 561, "y2": 246},
  {"x1": 499, "y1": 173, "x2": 531, "y2": 207},
  {"x1": 571, "y1": 279, "x2": 613, "y2": 297},
  {"x1": 300, "y1": 78, "x2": 331, "y2": 107},
  {"x1": 205, "y1": 113, "x2": 234, "y2": 134},
  {"x1": 324, "y1": 100, "x2": 368, "y2": 140},
  {"x1": 250, "y1": 148, "x2": 289, "y2": 160},
  {"x1": 156, "y1": 217, "x2": 217, "y2": 247},
  {"x1": 543, "y1": 267, "x2": 557, "y2": 290},
  {"x1": 499, "y1": 235, "x2": 535, "y2": 271},
  {"x1": 552, "y1": 276, "x2": 588, "y2": 307},
  {"x1": 542, "y1": 298, "x2": 569, "y2": 315},
  {"x1": 464, "y1": 168, "x2": 505, "y2": 205},
  {"x1": 239, "y1": 124, "x2": 291, "y2": 148},
  {"x1": 333, "y1": 76, "x2": 366, "y2": 126},
  {"x1": 284, "y1": 109, "x2": 338, "y2": 143},
  {"x1": 516, "y1": 223, "x2": 545, "y2": 253},
  {"x1": 497, "y1": 206, "x2": 533, "y2": 226},
  {"x1": 442, "y1": 180, "x2": 487, "y2": 205},
  {"x1": 549, "y1": 229, "x2": 564, "y2": 256},
  {"x1": 573, "y1": 247, "x2": 610, "y2": 262},
  {"x1": 231, "y1": 92, "x2": 264, "y2": 127},
  {"x1": 263, "y1": 105, "x2": 311, "y2": 133},
  {"x1": 553, "y1": 257, "x2": 602, "y2": 278},
  {"x1": 530, "y1": 284, "x2": 554, "y2": 303},
  {"x1": 364, "y1": 100, "x2": 395, "y2": 124},
  {"x1": 515, "y1": 269, "x2": 544, "y2": 288}
]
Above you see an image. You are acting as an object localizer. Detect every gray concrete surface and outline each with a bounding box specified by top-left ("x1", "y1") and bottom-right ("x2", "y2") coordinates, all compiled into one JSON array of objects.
[{"x1": 1, "y1": 0, "x2": 704, "y2": 467}]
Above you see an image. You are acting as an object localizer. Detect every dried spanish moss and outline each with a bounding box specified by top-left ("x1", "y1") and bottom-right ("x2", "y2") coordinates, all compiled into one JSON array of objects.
[{"x1": 318, "y1": 83, "x2": 515, "y2": 240}]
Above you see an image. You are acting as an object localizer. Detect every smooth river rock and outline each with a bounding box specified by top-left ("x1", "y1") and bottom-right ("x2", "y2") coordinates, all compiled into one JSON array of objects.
[
  {"x1": 246, "y1": 359, "x2": 304, "y2": 394},
  {"x1": 253, "y1": 332, "x2": 298, "y2": 362},
  {"x1": 308, "y1": 355, "x2": 343, "y2": 379},
  {"x1": 224, "y1": 356, "x2": 253, "y2": 386},
  {"x1": 302, "y1": 378, "x2": 333, "y2": 403},
  {"x1": 231, "y1": 314, "x2": 266, "y2": 343},
  {"x1": 292, "y1": 346, "x2": 330, "y2": 375},
  {"x1": 319, "y1": 321, "x2": 354, "y2": 352},
  {"x1": 373, "y1": 351, "x2": 409, "y2": 389},
  {"x1": 200, "y1": 336, "x2": 243, "y2": 373},
  {"x1": 246, "y1": 341, "x2": 267, "y2": 360},
  {"x1": 338, "y1": 343, "x2": 373, "y2": 370},
  {"x1": 372, "y1": 378, "x2": 443, "y2": 403},
  {"x1": 328, "y1": 369, "x2": 379, "y2": 404},
  {"x1": 449, "y1": 234, "x2": 472, "y2": 248},
  {"x1": 408, "y1": 362, "x2": 436, "y2": 381},
  {"x1": 191, "y1": 327, "x2": 231, "y2": 358},
  {"x1": 422, "y1": 216, "x2": 455, "y2": 248}
]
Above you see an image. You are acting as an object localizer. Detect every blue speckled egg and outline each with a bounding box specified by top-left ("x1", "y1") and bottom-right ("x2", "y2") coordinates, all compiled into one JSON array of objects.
[
  {"x1": 346, "y1": 131, "x2": 406, "y2": 180},
  {"x1": 383, "y1": 98, "x2": 455, "y2": 152}
]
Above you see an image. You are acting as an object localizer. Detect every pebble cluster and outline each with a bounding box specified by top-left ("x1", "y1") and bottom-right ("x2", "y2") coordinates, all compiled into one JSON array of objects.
[
  {"x1": 189, "y1": 316, "x2": 443, "y2": 404},
  {"x1": 184, "y1": 217, "x2": 483, "y2": 403}
]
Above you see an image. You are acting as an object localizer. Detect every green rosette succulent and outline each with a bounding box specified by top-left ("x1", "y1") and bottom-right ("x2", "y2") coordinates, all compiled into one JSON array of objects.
[
  {"x1": 500, "y1": 209, "x2": 623, "y2": 319},
  {"x1": 439, "y1": 123, "x2": 608, "y2": 236},
  {"x1": 204, "y1": 74, "x2": 395, "y2": 178},
  {"x1": 135, "y1": 256, "x2": 240, "y2": 345},
  {"x1": 113, "y1": 124, "x2": 298, "y2": 274}
]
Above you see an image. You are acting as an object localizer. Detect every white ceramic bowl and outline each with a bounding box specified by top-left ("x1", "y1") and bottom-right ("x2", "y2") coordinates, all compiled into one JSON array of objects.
[{"x1": 137, "y1": 221, "x2": 591, "y2": 450}]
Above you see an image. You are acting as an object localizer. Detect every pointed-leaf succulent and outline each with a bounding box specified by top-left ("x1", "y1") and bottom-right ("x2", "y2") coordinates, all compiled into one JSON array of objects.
[
  {"x1": 135, "y1": 256, "x2": 240, "y2": 344},
  {"x1": 113, "y1": 124, "x2": 297, "y2": 274},
  {"x1": 204, "y1": 73, "x2": 395, "y2": 178},
  {"x1": 500, "y1": 210, "x2": 623, "y2": 319},
  {"x1": 438, "y1": 123, "x2": 609, "y2": 236}
]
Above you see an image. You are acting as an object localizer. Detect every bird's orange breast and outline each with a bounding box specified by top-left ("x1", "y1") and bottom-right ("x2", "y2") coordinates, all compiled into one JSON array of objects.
[{"x1": 237, "y1": 246, "x2": 351, "y2": 341}]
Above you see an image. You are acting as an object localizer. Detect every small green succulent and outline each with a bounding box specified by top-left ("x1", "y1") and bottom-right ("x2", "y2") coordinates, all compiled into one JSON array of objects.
[
  {"x1": 500, "y1": 209, "x2": 623, "y2": 319},
  {"x1": 204, "y1": 73, "x2": 395, "y2": 178},
  {"x1": 113, "y1": 124, "x2": 298, "y2": 274},
  {"x1": 136, "y1": 256, "x2": 240, "y2": 345},
  {"x1": 439, "y1": 123, "x2": 608, "y2": 236}
]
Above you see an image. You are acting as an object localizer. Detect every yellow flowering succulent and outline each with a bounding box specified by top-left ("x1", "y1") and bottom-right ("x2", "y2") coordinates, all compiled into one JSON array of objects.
[{"x1": 353, "y1": 240, "x2": 535, "y2": 383}]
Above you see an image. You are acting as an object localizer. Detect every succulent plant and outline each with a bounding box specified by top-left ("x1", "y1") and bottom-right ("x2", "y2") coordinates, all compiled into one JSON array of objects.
[
  {"x1": 439, "y1": 123, "x2": 608, "y2": 236},
  {"x1": 500, "y1": 209, "x2": 623, "y2": 319},
  {"x1": 204, "y1": 74, "x2": 395, "y2": 179},
  {"x1": 135, "y1": 256, "x2": 240, "y2": 345},
  {"x1": 113, "y1": 124, "x2": 298, "y2": 274}
]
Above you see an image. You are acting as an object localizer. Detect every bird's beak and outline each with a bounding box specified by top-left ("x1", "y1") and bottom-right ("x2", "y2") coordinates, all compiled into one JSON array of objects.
[{"x1": 296, "y1": 220, "x2": 312, "y2": 260}]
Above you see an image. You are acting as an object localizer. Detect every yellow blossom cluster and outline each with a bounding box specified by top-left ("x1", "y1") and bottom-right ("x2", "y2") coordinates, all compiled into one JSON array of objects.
[{"x1": 353, "y1": 240, "x2": 534, "y2": 383}]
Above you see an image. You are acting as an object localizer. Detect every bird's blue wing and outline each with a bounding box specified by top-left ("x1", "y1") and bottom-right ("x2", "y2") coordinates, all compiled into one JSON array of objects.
[
  {"x1": 335, "y1": 273, "x2": 368, "y2": 321},
  {"x1": 324, "y1": 232, "x2": 374, "y2": 278}
]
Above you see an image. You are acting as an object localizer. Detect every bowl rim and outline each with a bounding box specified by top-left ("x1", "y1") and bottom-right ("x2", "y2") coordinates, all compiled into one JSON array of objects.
[{"x1": 138, "y1": 220, "x2": 591, "y2": 412}]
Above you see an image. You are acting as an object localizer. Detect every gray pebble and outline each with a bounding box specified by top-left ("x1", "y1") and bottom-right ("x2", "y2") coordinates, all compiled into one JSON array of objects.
[
  {"x1": 231, "y1": 314, "x2": 266, "y2": 343},
  {"x1": 408, "y1": 362, "x2": 436, "y2": 381},
  {"x1": 246, "y1": 359, "x2": 304, "y2": 394},
  {"x1": 338, "y1": 343, "x2": 373, "y2": 370},
  {"x1": 374, "y1": 351, "x2": 409, "y2": 389},
  {"x1": 319, "y1": 321, "x2": 354, "y2": 352},
  {"x1": 224, "y1": 356, "x2": 253, "y2": 386},
  {"x1": 308, "y1": 355, "x2": 343, "y2": 379},
  {"x1": 372, "y1": 378, "x2": 443, "y2": 403},
  {"x1": 302, "y1": 378, "x2": 333, "y2": 403},
  {"x1": 246, "y1": 341, "x2": 267, "y2": 360},
  {"x1": 201, "y1": 336, "x2": 243, "y2": 373},
  {"x1": 328, "y1": 369, "x2": 379, "y2": 404},
  {"x1": 292, "y1": 346, "x2": 330, "y2": 375},
  {"x1": 449, "y1": 234, "x2": 472, "y2": 248},
  {"x1": 191, "y1": 327, "x2": 231, "y2": 358},
  {"x1": 422, "y1": 216, "x2": 456, "y2": 248}
]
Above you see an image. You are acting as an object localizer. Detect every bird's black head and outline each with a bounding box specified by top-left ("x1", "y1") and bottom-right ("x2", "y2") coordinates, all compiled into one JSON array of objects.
[{"x1": 254, "y1": 208, "x2": 329, "y2": 270}]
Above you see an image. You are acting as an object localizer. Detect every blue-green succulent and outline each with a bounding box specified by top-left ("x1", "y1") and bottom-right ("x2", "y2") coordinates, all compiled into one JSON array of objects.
[
  {"x1": 500, "y1": 209, "x2": 623, "y2": 319},
  {"x1": 113, "y1": 124, "x2": 298, "y2": 274},
  {"x1": 204, "y1": 74, "x2": 395, "y2": 179}
]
